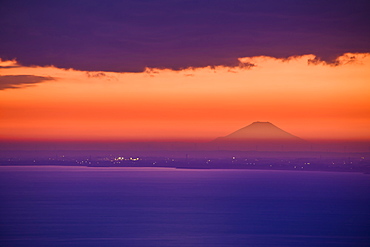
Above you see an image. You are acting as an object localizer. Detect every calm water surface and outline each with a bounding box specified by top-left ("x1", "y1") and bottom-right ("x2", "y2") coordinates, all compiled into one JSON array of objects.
[{"x1": 0, "y1": 166, "x2": 369, "y2": 247}]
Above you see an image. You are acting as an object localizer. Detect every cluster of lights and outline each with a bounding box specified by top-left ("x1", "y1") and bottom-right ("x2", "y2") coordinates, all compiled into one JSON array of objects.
[{"x1": 114, "y1": 157, "x2": 140, "y2": 161}]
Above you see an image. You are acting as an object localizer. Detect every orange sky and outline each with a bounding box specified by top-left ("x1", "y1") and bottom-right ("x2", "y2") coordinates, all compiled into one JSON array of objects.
[{"x1": 1, "y1": 53, "x2": 369, "y2": 141}]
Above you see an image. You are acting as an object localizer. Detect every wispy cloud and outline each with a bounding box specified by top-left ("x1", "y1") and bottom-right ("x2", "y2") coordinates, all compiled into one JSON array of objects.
[
  {"x1": 0, "y1": 59, "x2": 21, "y2": 68},
  {"x1": 307, "y1": 53, "x2": 369, "y2": 66},
  {"x1": 0, "y1": 75, "x2": 55, "y2": 90}
]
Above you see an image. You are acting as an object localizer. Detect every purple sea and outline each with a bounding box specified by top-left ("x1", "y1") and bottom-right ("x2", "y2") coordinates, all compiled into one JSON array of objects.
[{"x1": 1, "y1": 166, "x2": 369, "y2": 247}]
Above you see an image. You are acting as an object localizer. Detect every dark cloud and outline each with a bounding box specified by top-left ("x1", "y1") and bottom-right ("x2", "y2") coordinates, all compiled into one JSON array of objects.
[
  {"x1": 0, "y1": 0, "x2": 369, "y2": 72},
  {"x1": 0, "y1": 65, "x2": 21, "y2": 69},
  {"x1": 86, "y1": 72, "x2": 107, "y2": 78},
  {"x1": 307, "y1": 53, "x2": 367, "y2": 66},
  {"x1": 0, "y1": 75, "x2": 55, "y2": 90}
]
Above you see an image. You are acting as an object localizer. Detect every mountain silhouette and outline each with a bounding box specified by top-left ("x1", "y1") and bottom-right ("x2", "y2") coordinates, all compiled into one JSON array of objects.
[{"x1": 215, "y1": 122, "x2": 303, "y2": 143}]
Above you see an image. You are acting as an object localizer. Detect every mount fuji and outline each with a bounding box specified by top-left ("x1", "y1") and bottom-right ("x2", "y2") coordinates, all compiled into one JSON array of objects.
[{"x1": 215, "y1": 122, "x2": 304, "y2": 143}]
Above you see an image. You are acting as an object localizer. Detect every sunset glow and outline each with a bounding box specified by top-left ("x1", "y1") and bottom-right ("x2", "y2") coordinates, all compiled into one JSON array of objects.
[{"x1": 1, "y1": 53, "x2": 369, "y2": 141}]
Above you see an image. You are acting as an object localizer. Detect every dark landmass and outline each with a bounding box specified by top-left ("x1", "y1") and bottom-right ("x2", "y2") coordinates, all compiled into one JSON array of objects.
[
  {"x1": 1, "y1": 149, "x2": 369, "y2": 174},
  {"x1": 1, "y1": 122, "x2": 369, "y2": 173}
]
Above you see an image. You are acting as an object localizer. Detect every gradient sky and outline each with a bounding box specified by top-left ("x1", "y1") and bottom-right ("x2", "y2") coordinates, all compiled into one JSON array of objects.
[{"x1": 1, "y1": 0, "x2": 370, "y2": 142}]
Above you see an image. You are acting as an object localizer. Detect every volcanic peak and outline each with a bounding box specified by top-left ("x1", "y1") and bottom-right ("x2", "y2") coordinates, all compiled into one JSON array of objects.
[{"x1": 216, "y1": 121, "x2": 302, "y2": 142}]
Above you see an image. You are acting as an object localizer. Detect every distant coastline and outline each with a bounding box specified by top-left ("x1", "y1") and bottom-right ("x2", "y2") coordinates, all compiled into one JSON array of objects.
[{"x1": 1, "y1": 149, "x2": 369, "y2": 174}]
